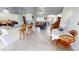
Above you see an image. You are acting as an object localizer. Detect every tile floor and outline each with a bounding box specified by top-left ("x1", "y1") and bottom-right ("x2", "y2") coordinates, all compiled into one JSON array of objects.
[{"x1": 0, "y1": 28, "x2": 79, "y2": 51}]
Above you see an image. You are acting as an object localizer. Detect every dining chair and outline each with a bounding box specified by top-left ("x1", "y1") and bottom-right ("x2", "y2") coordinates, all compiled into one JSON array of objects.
[
  {"x1": 50, "y1": 17, "x2": 61, "y2": 35},
  {"x1": 56, "y1": 30, "x2": 78, "y2": 48},
  {"x1": 19, "y1": 24, "x2": 26, "y2": 39},
  {"x1": 28, "y1": 23, "x2": 33, "y2": 34}
]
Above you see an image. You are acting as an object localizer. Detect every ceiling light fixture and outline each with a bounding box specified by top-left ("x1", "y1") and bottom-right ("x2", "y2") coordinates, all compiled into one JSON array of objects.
[
  {"x1": 38, "y1": 11, "x2": 45, "y2": 15},
  {"x1": 3, "y1": 8, "x2": 9, "y2": 14}
]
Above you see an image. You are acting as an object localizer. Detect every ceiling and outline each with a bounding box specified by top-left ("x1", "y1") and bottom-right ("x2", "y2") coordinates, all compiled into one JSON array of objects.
[
  {"x1": 34, "y1": 7, "x2": 63, "y2": 17},
  {"x1": 0, "y1": 7, "x2": 63, "y2": 16}
]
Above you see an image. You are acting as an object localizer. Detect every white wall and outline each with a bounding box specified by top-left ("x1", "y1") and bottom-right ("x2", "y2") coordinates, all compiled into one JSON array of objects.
[
  {"x1": 60, "y1": 7, "x2": 75, "y2": 29},
  {"x1": 67, "y1": 8, "x2": 79, "y2": 31},
  {"x1": 0, "y1": 13, "x2": 18, "y2": 21}
]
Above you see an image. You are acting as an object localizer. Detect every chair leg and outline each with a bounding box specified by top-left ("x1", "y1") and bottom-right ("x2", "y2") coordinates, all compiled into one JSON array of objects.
[
  {"x1": 30, "y1": 28, "x2": 32, "y2": 33},
  {"x1": 19, "y1": 31, "x2": 22, "y2": 39},
  {"x1": 23, "y1": 31, "x2": 26, "y2": 39},
  {"x1": 56, "y1": 40, "x2": 59, "y2": 45},
  {"x1": 24, "y1": 31, "x2": 25, "y2": 38},
  {"x1": 65, "y1": 44, "x2": 70, "y2": 48},
  {"x1": 56, "y1": 40, "x2": 61, "y2": 47}
]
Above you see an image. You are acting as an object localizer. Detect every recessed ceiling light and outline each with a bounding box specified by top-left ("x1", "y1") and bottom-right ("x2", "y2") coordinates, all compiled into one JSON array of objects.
[
  {"x1": 3, "y1": 9, "x2": 9, "y2": 13},
  {"x1": 38, "y1": 11, "x2": 45, "y2": 15},
  {"x1": 57, "y1": 13, "x2": 62, "y2": 17},
  {"x1": 48, "y1": 15, "x2": 56, "y2": 17}
]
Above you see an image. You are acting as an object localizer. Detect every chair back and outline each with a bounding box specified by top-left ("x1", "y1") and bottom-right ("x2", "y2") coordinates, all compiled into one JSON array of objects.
[
  {"x1": 28, "y1": 23, "x2": 33, "y2": 28},
  {"x1": 51, "y1": 17, "x2": 61, "y2": 29},
  {"x1": 59, "y1": 35, "x2": 75, "y2": 44},
  {"x1": 69, "y1": 30, "x2": 78, "y2": 37},
  {"x1": 23, "y1": 16, "x2": 26, "y2": 24},
  {"x1": 21, "y1": 24, "x2": 26, "y2": 30}
]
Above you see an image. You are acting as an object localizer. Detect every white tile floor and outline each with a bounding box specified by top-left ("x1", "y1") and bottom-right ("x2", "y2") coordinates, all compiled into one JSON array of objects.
[{"x1": 0, "y1": 28, "x2": 79, "y2": 51}]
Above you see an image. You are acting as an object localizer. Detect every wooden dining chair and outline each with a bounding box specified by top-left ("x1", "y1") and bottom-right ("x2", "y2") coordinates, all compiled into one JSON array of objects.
[
  {"x1": 28, "y1": 23, "x2": 33, "y2": 34},
  {"x1": 56, "y1": 30, "x2": 78, "y2": 48},
  {"x1": 19, "y1": 24, "x2": 26, "y2": 39}
]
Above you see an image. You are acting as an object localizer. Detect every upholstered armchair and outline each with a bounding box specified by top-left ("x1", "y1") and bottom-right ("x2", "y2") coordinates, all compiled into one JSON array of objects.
[
  {"x1": 50, "y1": 17, "x2": 61, "y2": 34},
  {"x1": 51, "y1": 17, "x2": 61, "y2": 29}
]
